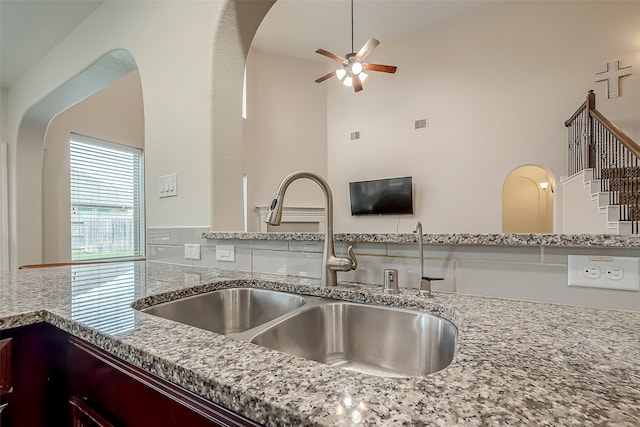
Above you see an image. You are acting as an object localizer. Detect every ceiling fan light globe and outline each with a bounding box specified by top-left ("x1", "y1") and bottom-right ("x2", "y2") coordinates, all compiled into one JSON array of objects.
[
  {"x1": 343, "y1": 75, "x2": 353, "y2": 87},
  {"x1": 359, "y1": 72, "x2": 368, "y2": 83},
  {"x1": 350, "y1": 61, "x2": 363, "y2": 75},
  {"x1": 336, "y1": 69, "x2": 347, "y2": 80}
]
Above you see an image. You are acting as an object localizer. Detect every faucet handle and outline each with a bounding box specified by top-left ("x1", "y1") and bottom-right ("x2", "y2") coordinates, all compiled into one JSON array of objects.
[
  {"x1": 419, "y1": 277, "x2": 443, "y2": 298},
  {"x1": 346, "y1": 245, "x2": 358, "y2": 270},
  {"x1": 327, "y1": 245, "x2": 358, "y2": 273}
]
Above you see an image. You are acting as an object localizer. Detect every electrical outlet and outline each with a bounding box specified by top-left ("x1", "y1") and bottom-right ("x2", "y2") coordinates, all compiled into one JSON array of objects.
[
  {"x1": 568, "y1": 255, "x2": 639, "y2": 291},
  {"x1": 606, "y1": 266, "x2": 624, "y2": 281},
  {"x1": 184, "y1": 243, "x2": 201, "y2": 260},
  {"x1": 583, "y1": 265, "x2": 601, "y2": 279},
  {"x1": 215, "y1": 245, "x2": 235, "y2": 262}
]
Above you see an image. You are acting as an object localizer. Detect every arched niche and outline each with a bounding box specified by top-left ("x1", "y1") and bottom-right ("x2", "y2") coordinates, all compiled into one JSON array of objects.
[
  {"x1": 14, "y1": 49, "x2": 138, "y2": 269},
  {"x1": 502, "y1": 165, "x2": 554, "y2": 233}
]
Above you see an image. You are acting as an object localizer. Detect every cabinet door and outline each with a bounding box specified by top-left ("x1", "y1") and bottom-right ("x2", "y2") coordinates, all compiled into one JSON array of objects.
[
  {"x1": 0, "y1": 324, "x2": 69, "y2": 427},
  {"x1": 0, "y1": 337, "x2": 13, "y2": 395},
  {"x1": 67, "y1": 337, "x2": 261, "y2": 427},
  {"x1": 0, "y1": 337, "x2": 13, "y2": 426},
  {"x1": 69, "y1": 396, "x2": 116, "y2": 427}
]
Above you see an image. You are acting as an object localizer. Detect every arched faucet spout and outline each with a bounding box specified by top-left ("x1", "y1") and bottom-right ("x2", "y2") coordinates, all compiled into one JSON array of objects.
[{"x1": 266, "y1": 171, "x2": 357, "y2": 286}]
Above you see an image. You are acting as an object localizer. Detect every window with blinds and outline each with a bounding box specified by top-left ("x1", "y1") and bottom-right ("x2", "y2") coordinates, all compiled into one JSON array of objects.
[{"x1": 70, "y1": 135, "x2": 144, "y2": 260}]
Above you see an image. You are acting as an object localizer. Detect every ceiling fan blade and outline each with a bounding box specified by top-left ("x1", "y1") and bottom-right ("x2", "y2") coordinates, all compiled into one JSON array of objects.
[
  {"x1": 353, "y1": 73, "x2": 363, "y2": 92},
  {"x1": 355, "y1": 38, "x2": 380, "y2": 61},
  {"x1": 363, "y1": 63, "x2": 398, "y2": 74},
  {"x1": 315, "y1": 71, "x2": 336, "y2": 83},
  {"x1": 315, "y1": 49, "x2": 345, "y2": 63}
]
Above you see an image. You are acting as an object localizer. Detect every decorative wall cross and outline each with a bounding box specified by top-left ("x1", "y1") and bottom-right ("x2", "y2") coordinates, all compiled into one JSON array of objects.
[{"x1": 595, "y1": 60, "x2": 632, "y2": 99}]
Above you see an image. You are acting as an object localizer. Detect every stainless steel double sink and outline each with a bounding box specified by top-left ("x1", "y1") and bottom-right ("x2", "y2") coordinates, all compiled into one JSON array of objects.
[{"x1": 140, "y1": 288, "x2": 457, "y2": 377}]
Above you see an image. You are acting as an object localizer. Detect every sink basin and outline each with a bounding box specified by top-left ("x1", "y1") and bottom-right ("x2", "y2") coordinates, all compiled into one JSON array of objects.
[
  {"x1": 139, "y1": 287, "x2": 457, "y2": 378},
  {"x1": 250, "y1": 302, "x2": 457, "y2": 377},
  {"x1": 141, "y1": 288, "x2": 306, "y2": 334}
]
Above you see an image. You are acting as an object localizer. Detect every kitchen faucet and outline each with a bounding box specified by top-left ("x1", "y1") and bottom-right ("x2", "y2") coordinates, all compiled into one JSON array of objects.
[
  {"x1": 413, "y1": 221, "x2": 443, "y2": 297},
  {"x1": 266, "y1": 171, "x2": 357, "y2": 286}
]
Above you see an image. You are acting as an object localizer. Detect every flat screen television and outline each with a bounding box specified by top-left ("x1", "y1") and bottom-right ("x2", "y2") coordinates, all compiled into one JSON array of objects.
[{"x1": 349, "y1": 176, "x2": 413, "y2": 216}]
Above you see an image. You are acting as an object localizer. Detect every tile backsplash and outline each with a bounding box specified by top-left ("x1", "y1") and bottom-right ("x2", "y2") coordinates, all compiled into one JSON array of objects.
[{"x1": 147, "y1": 227, "x2": 640, "y2": 311}]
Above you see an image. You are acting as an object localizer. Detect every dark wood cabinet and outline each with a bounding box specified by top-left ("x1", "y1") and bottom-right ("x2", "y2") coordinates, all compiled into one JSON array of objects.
[
  {"x1": 69, "y1": 395, "x2": 116, "y2": 427},
  {"x1": 0, "y1": 323, "x2": 68, "y2": 426},
  {"x1": 0, "y1": 337, "x2": 13, "y2": 421},
  {"x1": 0, "y1": 323, "x2": 261, "y2": 427},
  {"x1": 0, "y1": 337, "x2": 13, "y2": 395}
]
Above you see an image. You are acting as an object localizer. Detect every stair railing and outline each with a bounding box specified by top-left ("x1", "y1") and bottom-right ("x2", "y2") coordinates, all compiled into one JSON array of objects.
[{"x1": 565, "y1": 90, "x2": 640, "y2": 233}]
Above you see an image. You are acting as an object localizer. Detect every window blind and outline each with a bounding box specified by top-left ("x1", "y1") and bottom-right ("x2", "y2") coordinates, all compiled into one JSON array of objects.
[
  {"x1": 71, "y1": 262, "x2": 138, "y2": 334},
  {"x1": 70, "y1": 135, "x2": 144, "y2": 260}
]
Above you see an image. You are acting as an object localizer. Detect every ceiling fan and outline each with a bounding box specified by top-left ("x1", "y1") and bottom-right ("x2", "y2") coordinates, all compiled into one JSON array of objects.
[{"x1": 314, "y1": 0, "x2": 397, "y2": 92}]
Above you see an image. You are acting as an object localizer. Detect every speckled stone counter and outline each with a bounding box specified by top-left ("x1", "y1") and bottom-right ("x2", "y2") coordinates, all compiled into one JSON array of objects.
[
  {"x1": 2, "y1": 261, "x2": 639, "y2": 425},
  {"x1": 202, "y1": 231, "x2": 640, "y2": 247}
]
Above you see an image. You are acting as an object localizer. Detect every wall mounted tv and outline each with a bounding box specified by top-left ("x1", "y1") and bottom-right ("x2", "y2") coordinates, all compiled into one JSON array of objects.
[{"x1": 349, "y1": 176, "x2": 413, "y2": 216}]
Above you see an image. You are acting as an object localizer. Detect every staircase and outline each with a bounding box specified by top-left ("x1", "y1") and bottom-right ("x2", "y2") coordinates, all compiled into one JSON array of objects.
[
  {"x1": 561, "y1": 169, "x2": 634, "y2": 234},
  {"x1": 564, "y1": 91, "x2": 640, "y2": 234}
]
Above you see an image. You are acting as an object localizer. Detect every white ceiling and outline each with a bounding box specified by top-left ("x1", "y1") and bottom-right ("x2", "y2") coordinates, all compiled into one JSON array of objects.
[
  {"x1": 252, "y1": 0, "x2": 497, "y2": 62},
  {"x1": 0, "y1": 0, "x2": 496, "y2": 89},
  {"x1": 0, "y1": 0, "x2": 103, "y2": 88}
]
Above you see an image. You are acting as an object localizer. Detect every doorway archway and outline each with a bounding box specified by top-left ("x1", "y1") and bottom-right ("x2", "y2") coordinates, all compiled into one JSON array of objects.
[
  {"x1": 13, "y1": 49, "x2": 138, "y2": 268},
  {"x1": 502, "y1": 165, "x2": 554, "y2": 233}
]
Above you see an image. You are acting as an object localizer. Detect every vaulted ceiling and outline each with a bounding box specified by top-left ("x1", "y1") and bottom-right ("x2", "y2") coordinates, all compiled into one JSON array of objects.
[{"x1": 0, "y1": 0, "x2": 497, "y2": 89}]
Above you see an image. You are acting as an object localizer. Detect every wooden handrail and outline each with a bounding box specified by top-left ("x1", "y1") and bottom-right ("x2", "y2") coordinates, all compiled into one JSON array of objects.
[
  {"x1": 564, "y1": 90, "x2": 596, "y2": 127},
  {"x1": 590, "y1": 109, "x2": 640, "y2": 160},
  {"x1": 564, "y1": 98, "x2": 588, "y2": 127},
  {"x1": 564, "y1": 90, "x2": 640, "y2": 158}
]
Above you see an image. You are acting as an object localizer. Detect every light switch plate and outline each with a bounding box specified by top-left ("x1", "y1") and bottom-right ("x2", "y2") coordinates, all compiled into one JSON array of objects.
[
  {"x1": 159, "y1": 174, "x2": 177, "y2": 198},
  {"x1": 216, "y1": 245, "x2": 235, "y2": 262},
  {"x1": 568, "y1": 255, "x2": 640, "y2": 291}
]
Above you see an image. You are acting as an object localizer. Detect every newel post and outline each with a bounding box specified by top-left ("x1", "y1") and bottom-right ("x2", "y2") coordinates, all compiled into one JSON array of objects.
[{"x1": 587, "y1": 90, "x2": 596, "y2": 169}]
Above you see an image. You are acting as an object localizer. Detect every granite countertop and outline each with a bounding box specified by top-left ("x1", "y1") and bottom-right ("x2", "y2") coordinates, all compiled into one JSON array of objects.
[
  {"x1": 1, "y1": 261, "x2": 639, "y2": 425},
  {"x1": 202, "y1": 231, "x2": 640, "y2": 247}
]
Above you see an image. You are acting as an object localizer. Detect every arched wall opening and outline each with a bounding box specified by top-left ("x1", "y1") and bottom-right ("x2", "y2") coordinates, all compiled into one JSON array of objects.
[
  {"x1": 42, "y1": 70, "x2": 144, "y2": 263},
  {"x1": 13, "y1": 49, "x2": 138, "y2": 269},
  {"x1": 502, "y1": 164, "x2": 554, "y2": 233},
  {"x1": 209, "y1": 0, "x2": 275, "y2": 231}
]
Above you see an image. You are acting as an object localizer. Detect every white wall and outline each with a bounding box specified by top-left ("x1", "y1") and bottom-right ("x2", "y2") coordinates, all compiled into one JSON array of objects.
[
  {"x1": 6, "y1": 1, "x2": 227, "y2": 269},
  {"x1": 326, "y1": 1, "x2": 640, "y2": 234},
  {"x1": 42, "y1": 71, "x2": 144, "y2": 263},
  {"x1": 243, "y1": 48, "x2": 327, "y2": 231},
  {"x1": 0, "y1": 89, "x2": 7, "y2": 142},
  {"x1": 1, "y1": 89, "x2": 8, "y2": 271},
  {"x1": 0, "y1": 142, "x2": 8, "y2": 272}
]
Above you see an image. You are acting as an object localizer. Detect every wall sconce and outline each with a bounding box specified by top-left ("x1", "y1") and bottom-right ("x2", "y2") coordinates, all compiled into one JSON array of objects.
[{"x1": 540, "y1": 182, "x2": 554, "y2": 193}]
